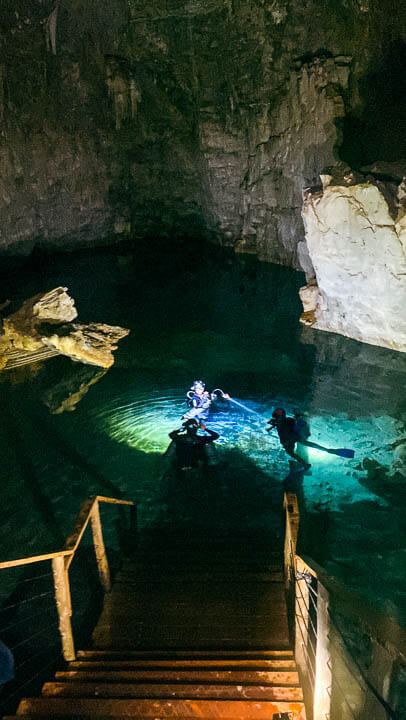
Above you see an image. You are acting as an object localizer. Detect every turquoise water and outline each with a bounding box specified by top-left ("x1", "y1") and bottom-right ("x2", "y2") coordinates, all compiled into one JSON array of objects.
[{"x1": 1, "y1": 240, "x2": 406, "y2": 624}]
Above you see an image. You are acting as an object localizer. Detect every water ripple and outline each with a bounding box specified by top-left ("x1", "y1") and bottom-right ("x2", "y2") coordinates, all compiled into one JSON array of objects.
[{"x1": 90, "y1": 386, "x2": 276, "y2": 459}]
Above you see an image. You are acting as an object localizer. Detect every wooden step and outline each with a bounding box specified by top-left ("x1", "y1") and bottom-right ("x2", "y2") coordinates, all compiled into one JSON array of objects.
[
  {"x1": 16, "y1": 697, "x2": 306, "y2": 718},
  {"x1": 120, "y1": 561, "x2": 283, "y2": 574},
  {"x1": 91, "y1": 630, "x2": 291, "y2": 649},
  {"x1": 132, "y1": 538, "x2": 281, "y2": 553},
  {"x1": 123, "y1": 553, "x2": 282, "y2": 562},
  {"x1": 55, "y1": 668, "x2": 300, "y2": 684},
  {"x1": 116, "y1": 571, "x2": 284, "y2": 582},
  {"x1": 68, "y1": 659, "x2": 297, "y2": 669},
  {"x1": 76, "y1": 649, "x2": 294, "y2": 659},
  {"x1": 122, "y1": 559, "x2": 282, "y2": 572},
  {"x1": 42, "y1": 681, "x2": 303, "y2": 701}
]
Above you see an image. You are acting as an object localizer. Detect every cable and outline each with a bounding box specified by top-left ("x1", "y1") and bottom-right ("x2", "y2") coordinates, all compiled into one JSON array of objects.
[
  {"x1": 0, "y1": 590, "x2": 53, "y2": 614},
  {"x1": 1, "y1": 604, "x2": 56, "y2": 633},
  {"x1": 13, "y1": 642, "x2": 60, "y2": 673},
  {"x1": 9, "y1": 625, "x2": 56, "y2": 651},
  {"x1": 4, "y1": 648, "x2": 63, "y2": 705},
  {"x1": 0, "y1": 572, "x2": 52, "y2": 598}
]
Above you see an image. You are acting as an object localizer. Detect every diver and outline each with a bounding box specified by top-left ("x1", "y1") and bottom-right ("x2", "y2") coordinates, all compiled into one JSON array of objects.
[
  {"x1": 182, "y1": 380, "x2": 230, "y2": 421},
  {"x1": 267, "y1": 407, "x2": 354, "y2": 470},
  {"x1": 168, "y1": 418, "x2": 219, "y2": 472},
  {"x1": 267, "y1": 408, "x2": 311, "y2": 471}
]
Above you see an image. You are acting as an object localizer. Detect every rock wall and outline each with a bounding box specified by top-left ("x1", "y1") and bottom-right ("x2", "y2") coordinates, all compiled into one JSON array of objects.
[
  {"x1": 1, "y1": 1, "x2": 406, "y2": 264},
  {"x1": 300, "y1": 167, "x2": 406, "y2": 352},
  {"x1": 202, "y1": 55, "x2": 350, "y2": 267}
]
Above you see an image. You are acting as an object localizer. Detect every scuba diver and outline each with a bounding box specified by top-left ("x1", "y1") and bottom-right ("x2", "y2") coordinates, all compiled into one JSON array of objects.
[
  {"x1": 267, "y1": 407, "x2": 354, "y2": 471},
  {"x1": 168, "y1": 418, "x2": 219, "y2": 472},
  {"x1": 182, "y1": 380, "x2": 230, "y2": 421},
  {"x1": 267, "y1": 408, "x2": 311, "y2": 471}
]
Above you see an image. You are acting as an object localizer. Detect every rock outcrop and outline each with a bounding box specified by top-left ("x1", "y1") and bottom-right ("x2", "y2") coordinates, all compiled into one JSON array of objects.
[
  {"x1": 0, "y1": 288, "x2": 129, "y2": 368},
  {"x1": 300, "y1": 167, "x2": 406, "y2": 352},
  {"x1": 42, "y1": 322, "x2": 129, "y2": 368}
]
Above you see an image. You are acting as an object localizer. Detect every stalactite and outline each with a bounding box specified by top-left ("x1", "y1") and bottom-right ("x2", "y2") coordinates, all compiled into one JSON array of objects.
[
  {"x1": 46, "y1": 2, "x2": 59, "y2": 56},
  {"x1": 129, "y1": 78, "x2": 140, "y2": 118},
  {"x1": 0, "y1": 65, "x2": 4, "y2": 121}
]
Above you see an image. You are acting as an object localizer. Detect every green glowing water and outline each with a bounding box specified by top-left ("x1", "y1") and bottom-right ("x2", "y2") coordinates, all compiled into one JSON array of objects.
[{"x1": 1, "y1": 241, "x2": 405, "y2": 624}]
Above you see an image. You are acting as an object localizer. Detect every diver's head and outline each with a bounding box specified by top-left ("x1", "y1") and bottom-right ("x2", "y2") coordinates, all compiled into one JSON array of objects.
[
  {"x1": 191, "y1": 380, "x2": 205, "y2": 395},
  {"x1": 183, "y1": 418, "x2": 199, "y2": 435},
  {"x1": 271, "y1": 407, "x2": 286, "y2": 421}
]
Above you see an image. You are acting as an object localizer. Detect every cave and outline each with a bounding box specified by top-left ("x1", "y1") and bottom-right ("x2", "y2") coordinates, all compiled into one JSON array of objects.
[{"x1": 0, "y1": 1, "x2": 405, "y2": 715}]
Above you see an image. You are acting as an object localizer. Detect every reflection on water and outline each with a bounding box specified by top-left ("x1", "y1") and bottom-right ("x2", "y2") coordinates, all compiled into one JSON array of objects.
[
  {"x1": 43, "y1": 365, "x2": 108, "y2": 414},
  {"x1": 0, "y1": 240, "x2": 405, "y2": 624}
]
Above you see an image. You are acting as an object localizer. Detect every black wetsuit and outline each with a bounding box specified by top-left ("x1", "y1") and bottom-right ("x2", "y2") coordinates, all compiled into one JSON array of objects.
[
  {"x1": 275, "y1": 417, "x2": 298, "y2": 453},
  {"x1": 274, "y1": 416, "x2": 310, "y2": 451},
  {"x1": 168, "y1": 428, "x2": 219, "y2": 469}
]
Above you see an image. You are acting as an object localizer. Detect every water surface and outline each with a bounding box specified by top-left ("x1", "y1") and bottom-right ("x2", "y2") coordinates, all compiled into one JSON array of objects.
[{"x1": 1, "y1": 240, "x2": 405, "y2": 624}]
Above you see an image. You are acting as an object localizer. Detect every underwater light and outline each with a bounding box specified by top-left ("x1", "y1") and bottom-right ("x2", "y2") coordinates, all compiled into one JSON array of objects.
[
  {"x1": 305, "y1": 446, "x2": 332, "y2": 464},
  {"x1": 228, "y1": 397, "x2": 260, "y2": 415}
]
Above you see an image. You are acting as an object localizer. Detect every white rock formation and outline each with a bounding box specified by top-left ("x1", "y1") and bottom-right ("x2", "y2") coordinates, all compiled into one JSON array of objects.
[
  {"x1": 301, "y1": 177, "x2": 406, "y2": 352},
  {"x1": 0, "y1": 287, "x2": 129, "y2": 368}
]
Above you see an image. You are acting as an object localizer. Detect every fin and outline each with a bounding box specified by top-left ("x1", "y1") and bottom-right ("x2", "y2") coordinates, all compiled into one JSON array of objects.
[{"x1": 329, "y1": 448, "x2": 355, "y2": 459}]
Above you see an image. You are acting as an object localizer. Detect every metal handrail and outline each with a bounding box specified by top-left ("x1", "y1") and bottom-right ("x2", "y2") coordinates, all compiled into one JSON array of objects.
[
  {"x1": 284, "y1": 491, "x2": 406, "y2": 720},
  {"x1": 0, "y1": 495, "x2": 135, "y2": 660},
  {"x1": 299, "y1": 553, "x2": 406, "y2": 661}
]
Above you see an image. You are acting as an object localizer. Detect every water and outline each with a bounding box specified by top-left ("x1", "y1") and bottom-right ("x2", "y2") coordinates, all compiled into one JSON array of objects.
[{"x1": 1, "y1": 239, "x2": 406, "y2": 624}]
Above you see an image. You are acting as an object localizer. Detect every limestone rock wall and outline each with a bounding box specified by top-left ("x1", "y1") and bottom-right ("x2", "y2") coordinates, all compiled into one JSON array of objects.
[
  {"x1": 202, "y1": 56, "x2": 349, "y2": 267},
  {"x1": 300, "y1": 170, "x2": 406, "y2": 352},
  {"x1": 0, "y1": 1, "x2": 406, "y2": 265},
  {"x1": 0, "y1": 129, "x2": 114, "y2": 254}
]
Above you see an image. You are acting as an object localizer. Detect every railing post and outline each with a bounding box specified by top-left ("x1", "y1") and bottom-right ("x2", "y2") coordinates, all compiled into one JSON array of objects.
[
  {"x1": 91, "y1": 499, "x2": 111, "y2": 592},
  {"x1": 314, "y1": 582, "x2": 332, "y2": 719},
  {"x1": 52, "y1": 556, "x2": 75, "y2": 661},
  {"x1": 284, "y1": 493, "x2": 300, "y2": 591}
]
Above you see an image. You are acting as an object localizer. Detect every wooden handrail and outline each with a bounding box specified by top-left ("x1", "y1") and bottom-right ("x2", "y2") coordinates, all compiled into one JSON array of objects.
[
  {"x1": 0, "y1": 496, "x2": 134, "y2": 570},
  {"x1": 95, "y1": 496, "x2": 134, "y2": 505},
  {"x1": 0, "y1": 549, "x2": 72, "y2": 570},
  {"x1": 64, "y1": 497, "x2": 97, "y2": 569},
  {"x1": 0, "y1": 495, "x2": 135, "y2": 661}
]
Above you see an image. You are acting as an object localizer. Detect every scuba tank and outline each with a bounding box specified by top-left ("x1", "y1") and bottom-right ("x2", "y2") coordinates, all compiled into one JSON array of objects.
[{"x1": 293, "y1": 414, "x2": 310, "y2": 441}]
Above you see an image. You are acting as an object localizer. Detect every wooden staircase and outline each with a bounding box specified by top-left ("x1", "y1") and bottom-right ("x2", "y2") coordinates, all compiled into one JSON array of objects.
[{"x1": 6, "y1": 536, "x2": 306, "y2": 719}]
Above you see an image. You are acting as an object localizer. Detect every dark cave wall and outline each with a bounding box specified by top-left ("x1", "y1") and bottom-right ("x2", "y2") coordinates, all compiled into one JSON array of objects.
[{"x1": 1, "y1": 0, "x2": 406, "y2": 265}]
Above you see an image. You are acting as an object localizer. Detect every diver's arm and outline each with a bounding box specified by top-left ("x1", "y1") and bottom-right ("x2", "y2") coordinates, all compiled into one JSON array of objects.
[
  {"x1": 200, "y1": 427, "x2": 219, "y2": 441},
  {"x1": 210, "y1": 389, "x2": 230, "y2": 401},
  {"x1": 169, "y1": 429, "x2": 182, "y2": 440}
]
